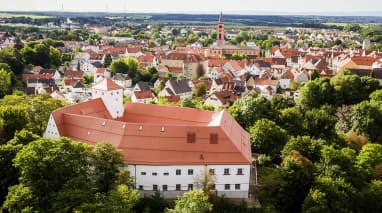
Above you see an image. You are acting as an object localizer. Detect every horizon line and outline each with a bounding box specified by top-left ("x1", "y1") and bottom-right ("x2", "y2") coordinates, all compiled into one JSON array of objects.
[{"x1": 2, "y1": 10, "x2": 382, "y2": 17}]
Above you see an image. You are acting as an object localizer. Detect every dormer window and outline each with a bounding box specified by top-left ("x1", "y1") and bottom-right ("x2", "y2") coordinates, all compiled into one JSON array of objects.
[
  {"x1": 187, "y1": 132, "x2": 196, "y2": 143},
  {"x1": 210, "y1": 134, "x2": 218, "y2": 144}
]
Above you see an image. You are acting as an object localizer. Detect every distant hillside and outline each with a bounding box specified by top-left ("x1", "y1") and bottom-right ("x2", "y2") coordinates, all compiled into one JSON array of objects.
[{"x1": 1, "y1": 11, "x2": 382, "y2": 27}]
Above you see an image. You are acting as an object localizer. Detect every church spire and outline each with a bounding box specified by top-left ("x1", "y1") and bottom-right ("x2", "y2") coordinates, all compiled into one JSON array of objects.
[{"x1": 217, "y1": 11, "x2": 225, "y2": 45}]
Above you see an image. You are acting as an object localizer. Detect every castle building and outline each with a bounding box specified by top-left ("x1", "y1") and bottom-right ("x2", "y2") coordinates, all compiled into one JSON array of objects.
[
  {"x1": 44, "y1": 78, "x2": 252, "y2": 198},
  {"x1": 204, "y1": 12, "x2": 261, "y2": 59}
]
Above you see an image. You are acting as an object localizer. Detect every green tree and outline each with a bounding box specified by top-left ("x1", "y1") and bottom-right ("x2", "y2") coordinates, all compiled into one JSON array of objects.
[
  {"x1": 228, "y1": 95, "x2": 275, "y2": 130},
  {"x1": 358, "y1": 180, "x2": 382, "y2": 212},
  {"x1": 315, "y1": 146, "x2": 357, "y2": 183},
  {"x1": 7, "y1": 129, "x2": 40, "y2": 146},
  {"x1": 27, "y1": 94, "x2": 66, "y2": 136},
  {"x1": 90, "y1": 142, "x2": 125, "y2": 193},
  {"x1": 103, "y1": 54, "x2": 112, "y2": 68},
  {"x1": 303, "y1": 108, "x2": 337, "y2": 140},
  {"x1": 276, "y1": 151, "x2": 313, "y2": 212},
  {"x1": 181, "y1": 98, "x2": 196, "y2": 108},
  {"x1": 351, "y1": 101, "x2": 382, "y2": 142},
  {"x1": 281, "y1": 136, "x2": 324, "y2": 162},
  {"x1": 249, "y1": 119, "x2": 288, "y2": 162},
  {"x1": 0, "y1": 47, "x2": 24, "y2": 74},
  {"x1": 0, "y1": 69, "x2": 12, "y2": 97},
  {"x1": 0, "y1": 144, "x2": 23, "y2": 205},
  {"x1": 369, "y1": 89, "x2": 382, "y2": 103},
  {"x1": 103, "y1": 184, "x2": 139, "y2": 213},
  {"x1": 310, "y1": 70, "x2": 320, "y2": 80},
  {"x1": 0, "y1": 104, "x2": 28, "y2": 143},
  {"x1": 7, "y1": 137, "x2": 92, "y2": 211},
  {"x1": 356, "y1": 143, "x2": 382, "y2": 181},
  {"x1": 270, "y1": 95, "x2": 294, "y2": 110},
  {"x1": 193, "y1": 82, "x2": 207, "y2": 97},
  {"x1": 166, "y1": 190, "x2": 213, "y2": 213},
  {"x1": 277, "y1": 107, "x2": 304, "y2": 136},
  {"x1": 302, "y1": 177, "x2": 356, "y2": 213},
  {"x1": 297, "y1": 78, "x2": 335, "y2": 109},
  {"x1": 2, "y1": 184, "x2": 37, "y2": 212}
]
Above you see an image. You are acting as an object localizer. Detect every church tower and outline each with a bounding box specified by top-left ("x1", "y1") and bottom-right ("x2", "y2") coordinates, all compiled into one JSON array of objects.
[{"x1": 217, "y1": 11, "x2": 225, "y2": 45}]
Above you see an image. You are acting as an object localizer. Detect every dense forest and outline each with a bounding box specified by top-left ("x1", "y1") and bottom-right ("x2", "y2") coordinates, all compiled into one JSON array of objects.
[{"x1": 227, "y1": 71, "x2": 382, "y2": 212}]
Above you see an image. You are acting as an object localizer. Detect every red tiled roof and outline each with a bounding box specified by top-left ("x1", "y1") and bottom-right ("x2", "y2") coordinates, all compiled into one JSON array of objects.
[
  {"x1": 96, "y1": 68, "x2": 106, "y2": 74},
  {"x1": 134, "y1": 91, "x2": 153, "y2": 99},
  {"x1": 163, "y1": 51, "x2": 206, "y2": 63},
  {"x1": 22, "y1": 74, "x2": 53, "y2": 80},
  {"x1": 51, "y1": 102, "x2": 252, "y2": 165},
  {"x1": 208, "y1": 59, "x2": 229, "y2": 67},
  {"x1": 64, "y1": 70, "x2": 84, "y2": 79},
  {"x1": 254, "y1": 79, "x2": 279, "y2": 87},
  {"x1": 351, "y1": 56, "x2": 378, "y2": 66}
]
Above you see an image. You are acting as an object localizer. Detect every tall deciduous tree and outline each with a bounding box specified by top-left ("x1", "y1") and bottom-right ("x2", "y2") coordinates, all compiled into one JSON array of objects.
[
  {"x1": 302, "y1": 177, "x2": 356, "y2": 213},
  {"x1": 0, "y1": 69, "x2": 11, "y2": 98},
  {"x1": 249, "y1": 119, "x2": 288, "y2": 162},
  {"x1": 166, "y1": 190, "x2": 212, "y2": 213}
]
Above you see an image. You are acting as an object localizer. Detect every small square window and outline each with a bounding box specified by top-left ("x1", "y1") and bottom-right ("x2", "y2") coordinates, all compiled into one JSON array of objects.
[
  {"x1": 209, "y1": 169, "x2": 215, "y2": 175},
  {"x1": 141, "y1": 172, "x2": 146, "y2": 176},
  {"x1": 163, "y1": 185, "x2": 168, "y2": 191},
  {"x1": 235, "y1": 184, "x2": 240, "y2": 190},
  {"x1": 237, "y1": 168, "x2": 243, "y2": 175},
  {"x1": 152, "y1": 172, "x2": 158, "y2": 176},
  {"x1": 153, "y1": 185, "x2": 158, "y2": 191},
  {"x1": 176, "y1": 169, "x2": 181, "y2": 175},
  {"x1": 225, "y1": 184, "x2": 230, "y2": 190},
  {"x1": 163, "y1": 172, "x2": 169, "y2": 176},
  {"x1": 188, "y1": 169, "x2": 193, "y2": 175},
  {"x1": 139, "y1": 185, "x2": 143, "y2": 190},
  {"x1": 188, "y1": 184, "x2": 193, "y2": 190},
  {"x1": 224, "y1": 168, "x2": 230, "y2": 175},
  {"x1": 176, "y1": 184, "x2": 181, "y2": 191}
]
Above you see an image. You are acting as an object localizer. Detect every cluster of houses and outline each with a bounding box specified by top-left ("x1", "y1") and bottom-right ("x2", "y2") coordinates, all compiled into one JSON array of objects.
[{"x1": 2, "y1": 13, "x2": 381, "y2": 109}]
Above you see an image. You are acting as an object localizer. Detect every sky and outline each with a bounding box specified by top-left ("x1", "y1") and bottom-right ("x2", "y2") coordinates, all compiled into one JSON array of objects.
[{"x1": 1, "y1": 0, "x2": 382, "y2": 15}]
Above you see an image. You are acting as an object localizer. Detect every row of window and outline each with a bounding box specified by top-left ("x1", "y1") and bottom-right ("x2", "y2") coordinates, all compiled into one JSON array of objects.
[
  {"x1": 140, "y1": 168, "x2": 244, "y2": 176},
  {"x1": 138, "y1": 184, "x2": 241, "y2": 191},
  {"x1": 187, "y1": 133, "x2": 218, "y2": 144}
]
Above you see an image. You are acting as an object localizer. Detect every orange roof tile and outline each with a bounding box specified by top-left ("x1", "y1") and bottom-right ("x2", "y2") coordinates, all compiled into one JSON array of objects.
[{"x1": 51, "y1": 102, "x2": 252, "y2": 165}]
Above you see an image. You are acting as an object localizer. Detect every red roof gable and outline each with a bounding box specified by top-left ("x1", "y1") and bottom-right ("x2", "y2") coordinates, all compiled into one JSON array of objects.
[{"x1": 92, "y1": 78, "x2": 123, "y2": 91}]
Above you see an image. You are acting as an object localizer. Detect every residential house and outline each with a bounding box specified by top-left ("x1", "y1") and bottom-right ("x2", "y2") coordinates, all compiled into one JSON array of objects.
[
  {"x1": 204, "y1": 91, "x2": 240, "y2": 109},
  {"x1": 159, "y1": 79, "x2": 192, "y2": 100},
  {"x1": 131, "y1": 91, "x2": 155, "y2": 103}
]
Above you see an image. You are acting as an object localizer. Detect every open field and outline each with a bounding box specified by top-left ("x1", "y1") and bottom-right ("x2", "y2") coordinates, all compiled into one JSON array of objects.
[{"x1": 0, "y1": 13, "x2": 52, "y2": 19}]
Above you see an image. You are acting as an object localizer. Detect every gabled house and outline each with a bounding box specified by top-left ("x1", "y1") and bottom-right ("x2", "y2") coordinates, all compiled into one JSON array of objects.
[
  {"x1": 113, "y1": 73, "x2": 132, "y2": 88},
  {"x1": 338, "y1": 56, "x2": 378, "y2": 73},
  {"x1": 159, "y1": 79, "x2": 192, "y2": 100},
  {"x1": 204, "y1": 91, "x2": 240, "y2": 109},
  {"x1": 253, "y1": 79, "x2": 279, "y2": 99},
  {"x1": 133, "y1": 81, "x2": 151, "y2": 92},
  {"x1": 160, "y1": 51, "x2": 208, "y2": 80},
  {"x1": 131, "y1": 90, "x2": 156, "y2": 104}
]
